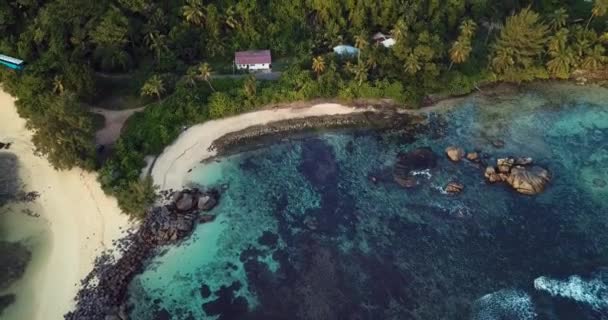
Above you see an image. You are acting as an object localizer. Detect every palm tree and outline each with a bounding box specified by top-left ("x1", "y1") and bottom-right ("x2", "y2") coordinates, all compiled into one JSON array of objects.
[
  {"x1": 348, "y1": 60, "x2": 369, "y2": 85},
  {"x1": 52, "y1": 76, "x2": 64, "y2": 95},
  {"x1": 141, "y1": 75, "x2": 165, "y2": 100},
  {"x1": 586, "y1": 0, "x2": 608, "y2": 30},
  {"x1": 581, "y1": 44, "x2": 606, "y2": 70},
  {"x1": 548, "y1": 8, "x2": 569, "y2": 31},
  {"x1": 547, "y1": 47, "x2": 575, "y2": 78},
  {"x1": 354, "y1": 34, "x2": 368, "y2": 59},
  {"x1": 459, "y1": 19, "x2": 477, "y2": 39},
  {"x1": 145, "y1": 31, "x2": 168, "y2": 62},
  {"x1": 182, "y1": 66, "x2": 198, "y2": 87},
  {"x1": 449, "y1": 40, "x2": 472, "y2": 69},
  {"x1": 390, "y1": 19, "x2": 407, "y2": 42},
  {"x1": 481, "y1": 19, "x2": 503, "y2": 44},
  {"x1": 243, "y1": 74, "x2": 256, "y2": 98},
  {"x1": 225, "y1": 6, "x2": 238, "y2": 29},
  {"x1": 312, "y1": 56, "x2": 326, "y2": 76},
  {"x1": 182, "y1": 0, "x2": 205, "y2": 26},
  {"x1": 547, "y1": 29, "x2": 569, "y2": 53},
  {"x1": 404, "y1": 52, "x2": 421, "y2": 75},
  {"x1": 490, "y1": 7, "x2": 548, "y2": 74},
  {"x1": 490, "y1": 47, "x2": 514, "y2": 73},
  {"x1": 197, "y1": 62, "x2": 215, "y2": 92}
]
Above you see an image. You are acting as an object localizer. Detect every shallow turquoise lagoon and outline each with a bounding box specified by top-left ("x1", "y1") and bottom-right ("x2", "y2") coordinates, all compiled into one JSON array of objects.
[{"x1": 128, "y1": 84, "x2": 608, "y2": 319}]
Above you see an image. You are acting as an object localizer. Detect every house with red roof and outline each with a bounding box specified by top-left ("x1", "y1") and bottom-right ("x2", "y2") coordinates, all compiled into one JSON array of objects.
[{"x1": 234, "y1": 50, "x2": 272, "y2": 72}]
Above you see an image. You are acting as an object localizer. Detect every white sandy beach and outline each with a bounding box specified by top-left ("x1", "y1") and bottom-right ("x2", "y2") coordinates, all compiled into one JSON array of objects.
[
  {"x1": 0, "y1": 90, "x2": 130, "y2": 320},
  {"x1": 150, "y1": 103, "x2": 375, "y2": 190}
]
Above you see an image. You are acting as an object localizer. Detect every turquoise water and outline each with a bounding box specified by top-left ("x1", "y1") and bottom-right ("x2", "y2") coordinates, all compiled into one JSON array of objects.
[{"x1": 127, "y1": 84, "x2": 608, "y2": 319}]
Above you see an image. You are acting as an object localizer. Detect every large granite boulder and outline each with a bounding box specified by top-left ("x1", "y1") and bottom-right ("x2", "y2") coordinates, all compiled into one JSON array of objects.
[
  {"x1": 506, "y1": 166, "x2": 551, "y2": 195},
  {"x1": 175, "y1": 193, "x2": 194, "y2": 212},
  {"x1": 198, "y1": 195, "x2": 217, "y2": 211},
  {"x1": 445, "y1": 146, "x2": 465, "y2": 162}
]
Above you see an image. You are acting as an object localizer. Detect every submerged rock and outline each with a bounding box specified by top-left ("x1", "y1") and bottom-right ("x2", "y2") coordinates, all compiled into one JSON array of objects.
[
  {"x1": 593, "y1": 178, "x2": 606, "y2": 188},
  {"x1": 445, "y1": 182, "x2": 464, "y2": 194},
  {"x1": 492, "y1": 139, "x2": 505, "y2": 148},
  {"x1": 466, "y1": 152, "x2": 480, "y2": 162},
  {"x1": 394, "y1": 147, "x2": 437, "y2": 188},
  {"x1": 506, "y1": 166, "x2": 551, "y2": 195},
  {"x1": 445, "y1": 146, "x2": 465, "y2": 162}
]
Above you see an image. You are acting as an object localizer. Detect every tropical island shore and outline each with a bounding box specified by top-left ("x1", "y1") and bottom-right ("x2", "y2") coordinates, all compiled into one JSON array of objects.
[{"x1": 0, "y1": 91, "x2": 130, "y2": 320}]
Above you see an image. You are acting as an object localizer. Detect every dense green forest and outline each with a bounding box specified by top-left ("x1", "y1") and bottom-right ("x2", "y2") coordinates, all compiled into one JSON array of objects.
[{"x1": 0, "y1": 0, "x2": 607, "y2": 218}]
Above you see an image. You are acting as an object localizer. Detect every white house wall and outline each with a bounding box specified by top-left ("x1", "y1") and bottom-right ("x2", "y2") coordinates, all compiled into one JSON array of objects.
[{"x1": 236, "y1": 63, "x2": 270, "y2": 70}]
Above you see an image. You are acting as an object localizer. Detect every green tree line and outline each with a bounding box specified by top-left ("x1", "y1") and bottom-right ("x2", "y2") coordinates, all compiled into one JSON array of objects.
[{"x1": 0, "y1": 0, "x2": 607, "y2": 217}]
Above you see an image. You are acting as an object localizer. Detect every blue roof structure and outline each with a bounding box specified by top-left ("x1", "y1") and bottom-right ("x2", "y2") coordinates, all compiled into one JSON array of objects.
[{"x1": 333, "y1": 45, "x2": 360, "y2": 56}]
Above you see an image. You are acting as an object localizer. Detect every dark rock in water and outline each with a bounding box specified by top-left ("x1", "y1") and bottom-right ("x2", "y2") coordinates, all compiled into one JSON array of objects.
[
  {"x1": 515, "y1": 157, "x2": 533, "y2": 166},
  {"x1": 592, "y1": 178, "x2": 606, "y2": 188},
  {"x1": 0, "y1": 294, "x2": 16, "y2": 316},
  {"x1": 202, "y1": 282, "x2": 248, "y2": 318},
  {"x1": 394, "y1": 147, "x2": 437, "y2": 188},
  {"x1": 200, "y1": 284, "x2": 211, "y2": 299},
  {"x1": 199, "y1": 214, "x2": 215, "y2": 223},
  {"x1": 445, "y1": 146, "x2": 465, "y2": 162},
  {"x1": 258, "y1": 231, "x2": 278, "y2": 247},
  {"x1": 65, "y1": 188, "x2": 221, "y2": 320},
  {"x1": 0, "y1": 241, "x2": 31, "y2": 290},
  {"x1": 506, "y1": 166, "x2": 551, "y2": 195},
  {"x1": 445, "y1": 182, "x2": 464, "y2": 194},
  {"x1": 492, "y1": 139, "x2": 505, "y2": 148},
  {"x1": 153, "y1": 308, "x2": 171, "y2": 320}
]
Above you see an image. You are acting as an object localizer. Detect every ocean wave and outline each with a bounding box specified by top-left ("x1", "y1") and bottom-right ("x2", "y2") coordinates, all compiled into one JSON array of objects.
[
  {"x1": 471, "y1": 289, "x2": 537, "y2": 320},
  {"x1": 534, "y1": 274, "x2": 608, "y2": 310},
  {"x1": 410, "y1": 169, "x2": 432, "y2": 179}
]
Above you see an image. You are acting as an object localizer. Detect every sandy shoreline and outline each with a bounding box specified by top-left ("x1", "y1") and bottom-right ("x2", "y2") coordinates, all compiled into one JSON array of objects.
[
  {"x1": 0, "y1": 91, "x2": 130, "y2": 320},
  {"x1": 150, "y1": 104, "x2": 383, "y2": 190}
]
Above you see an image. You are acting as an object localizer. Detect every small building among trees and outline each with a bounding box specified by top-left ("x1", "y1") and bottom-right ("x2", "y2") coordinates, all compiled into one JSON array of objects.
[{"x1": 234, "y1": 50, "x2": 272, "y2": 72}]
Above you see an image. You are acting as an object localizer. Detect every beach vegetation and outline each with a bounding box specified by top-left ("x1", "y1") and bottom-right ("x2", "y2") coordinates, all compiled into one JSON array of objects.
[{"x1": 1, "y1": 0, "x2": 607, "y2": 217}]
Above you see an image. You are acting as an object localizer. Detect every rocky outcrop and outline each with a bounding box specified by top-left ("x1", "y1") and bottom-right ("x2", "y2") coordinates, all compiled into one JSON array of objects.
[
  {"x1": 483, "y1": 157, "x2": 551, "y2": 195},
  {"x1": 445, "y1": 146, "x2": 465, "y2": 162},
  {"x1": 445, "y1": 182, "x2": 464, "y2": 194},
  {"x1": 393, "y1": 147, "x2": 437, "y2": 188},
  {"x1": 506, "y1": 166, "x2": 551, "y2": 195},
  {"x1": 466, "y1": 152, "x2": 480, "y2": 162},
  {"x1": 65, "y1": 188, "x2": 220, "y2": 320}
]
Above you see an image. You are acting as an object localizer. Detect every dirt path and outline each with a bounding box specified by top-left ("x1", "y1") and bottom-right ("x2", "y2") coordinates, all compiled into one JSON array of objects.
[{"x1": 91, "y1": 107, "x2": 145, "y2": 146}]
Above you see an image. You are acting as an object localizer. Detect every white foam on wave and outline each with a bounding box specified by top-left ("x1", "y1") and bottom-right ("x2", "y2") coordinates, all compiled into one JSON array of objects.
[
  {"x1": 472, "y1": 289, "x2": 537, "y2": 320},
  {"x1": 411, "y1": 169, "x2": 432, "y2": 179},
  {"x1": 534, "y1": 275, "x2": 608, "y2": 310}
]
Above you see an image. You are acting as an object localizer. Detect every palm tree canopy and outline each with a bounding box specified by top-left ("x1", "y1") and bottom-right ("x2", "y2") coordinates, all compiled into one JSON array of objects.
[
  {"x1": 182, "y1": 0, "x2": 205, "y2": 25},
  {"x1": 450, "y1": 40, "x2": 472, "y2": 64},
  {"x1": 198, "y1": 62, "x2": 212, "y2": 81},
  {"x1": 459, "y1": 19, "x2": 477, "y2": 39},
  {"x1": 548, "y1": 8, "x2": 569, "y2": 30},
  {"x1": 141, "y1": 75, "x2": 165, "y2": 99},
  {"x1": 404, "y1": 53, "x2": 421, "y2": 75},
  {"x1": 312, "y1": 56, "x2": 326, "y2": 75},
  {"x1": 491, "y1": 7, "x2": 548, "y2": 72}
]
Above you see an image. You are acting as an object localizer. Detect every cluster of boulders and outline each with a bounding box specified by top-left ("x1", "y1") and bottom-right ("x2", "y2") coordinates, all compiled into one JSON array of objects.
[
  {"x1": 444, "y1": 145, "x2": 552, "y2": 195},
  {"x1": 484, "y1": 157, "x2": 551, "y2": 195},
  {"x1": 392, "y1": 144, "x2": 552, "y2": 197},
  {"x1": 65, "y1": 188, "x2": 219, "y2": 320}
]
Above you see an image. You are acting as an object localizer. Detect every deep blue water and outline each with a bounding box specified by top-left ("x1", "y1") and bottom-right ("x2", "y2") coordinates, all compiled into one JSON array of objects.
[{"x1": 127, "y1": 84, "x2": 608, "y2": 320}]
